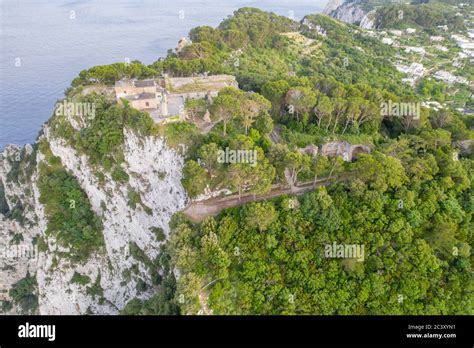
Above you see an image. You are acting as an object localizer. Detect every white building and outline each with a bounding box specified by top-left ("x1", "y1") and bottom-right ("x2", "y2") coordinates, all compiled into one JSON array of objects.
[
  {"x1": 422, "y1": 101, "x2": 443, "y2": 111},
  {"x1": 430, "y1": 36, "x2": 444, "y2": 42},
  {"x1": 433, "y1": 70, "x2": 467, "y2": 85},
  {"x1": 396, "y1": 62, "x2": 426, "y2": 87},
  {"x1": 451, "y1": 34, "x2": 474, "y2": 58},
  {"x1": 405, "y1": 46, "x2": 426, "y2": 55},
  {"x1": 452, "y1": 34, "x2": 474, "y2": 47},
  {"x1": 395, "y1": 62, "x2": 426, "y2": 77}
]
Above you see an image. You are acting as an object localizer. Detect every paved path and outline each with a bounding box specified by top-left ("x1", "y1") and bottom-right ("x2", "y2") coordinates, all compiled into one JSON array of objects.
[
  {"x1": 183, "y1": 177, "x2": 337, "y2": 222},
  {"x1": 269, "y1": 125, "x2": 282, "y2": 144}
]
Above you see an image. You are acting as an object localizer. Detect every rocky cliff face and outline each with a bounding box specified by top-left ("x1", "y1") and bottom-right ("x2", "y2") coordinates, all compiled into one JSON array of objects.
[
  {"x1": 0, "y1": 112, "x2": 188, "y2": 314},
  {"x1": 324, "y1": 0, "x2": 375, "y2": 29},
  {"x1": 323, "y1": 0, "x2": 346, "y2": 14},
  {"x1": 359, "y1": 10, "x2": 376, "y2": 30},
  {"x1": 0, "y1": 144, "x2": 42, "y2": 314}
]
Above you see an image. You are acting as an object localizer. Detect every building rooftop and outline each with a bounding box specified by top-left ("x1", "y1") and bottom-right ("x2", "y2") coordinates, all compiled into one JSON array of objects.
[
  {"x1": 167, "y1": 95, "x2": 185, "y2": 116},
  {"x1": 125, "y1": 92, "x2": 156, "y2": 101},
  {"x1": 115, "y1": 80, "x2": 134, "y2": 88},
  {"x1": 115, "y1": 79, "x2": 156, "y2": 88},
  {"x1": 134, "y1": 80, "x2": 156, "y2": 88}
]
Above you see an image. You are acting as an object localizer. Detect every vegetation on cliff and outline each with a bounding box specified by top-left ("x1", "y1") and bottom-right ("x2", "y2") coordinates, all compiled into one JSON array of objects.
[{"x1": 37, "y1": 140, "x2": 104, "y2": 262}]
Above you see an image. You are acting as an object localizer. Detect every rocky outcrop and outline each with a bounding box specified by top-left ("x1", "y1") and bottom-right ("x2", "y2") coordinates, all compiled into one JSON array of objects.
[
  {"x1": 360, "y1": 10, "x2": 376, "y2": 29},
  {"x1": 324, "y1": 0, "x2": 375, "y2": 29},
  {"x1": 323, "y1": 0, "x2": 345, "y2": 15}
]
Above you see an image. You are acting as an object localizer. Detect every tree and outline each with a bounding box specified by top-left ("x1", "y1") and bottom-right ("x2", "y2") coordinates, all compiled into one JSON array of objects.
[
  {"x1": 241, "y1": 113, "x2": 256, "y2": 136},
  {"x1": 269, "y1": 143, "x2": 291, "y2": 183},
  {"x1": 430, "y1": 109, "x2": 452, "y2": 129},
  {"x1": 311, "y1": 155, "x2": 331, "y2": 187},
  {"x1": 223, "y1": 29, "x2": 248, "y2": 49},
  {"x1": 352, "y1": 153, "x2": 407, "y2": 192},
  {"x1": 285, "y1": 87, "x2": 317, "y2": 122},
  {"x1": 185, "y1": 99, "x2": 207, "y2": 121},
  {"x1": 211, "y1": 88, "x2": 241, "y2": 136},
  {"x1": 240, "y1": 93, "x2": 271, "y2": 135},
  {"x1": 200, "y1": 232, "x2": 231, "y2": 279},
  {"x1": 179, "y1": 42, "x2": 216, "y2": 60},
  {"x1": 341, "y1": 98, "x2": 361, "y2": 135},
  {"x1": 328, "y1": 156, "x2": 345, "y2": 179},
  {"x1": 284, "y1": 151, "x2": 311, "y2": 190},
  {"x1": 354, "y1": 99, "x2": 378, "y2": 133},
  {"x1": 182, "y1": 160, "x2": 207, "y2": 198},
  {"x1": 254, "y1": 111, "x2": 274, "y2": 135},
  {"x1": 175, "y1": 273, "x2": 202, "y2": 315},
  {"x1": 243, "y1": 202, "x2": 277, "y2": 231},
  {"x1": 314, "y1": 95, "x2": 333, "y2": 128},
  {"x1": 189, "y1": 26, "x2": 222, "y2": 44},
  {"x1": 248, "y1": 148, "x2": 276, "y2": 197},
  {"x1": 227, "y1": 163, "x2": 252, "y2": 200},
  {"x1": 261, "y1": 80, "x2": 290, "y2": 116},
  {"x1": 400, "y1": 114, "x2": 420, "y2": 134},
  {"x1": 328, "y1": 98, "x2": 346, "y2": 133},
  {"x1": 198, "y1": 143, "x2": 222, "y2": 179}
]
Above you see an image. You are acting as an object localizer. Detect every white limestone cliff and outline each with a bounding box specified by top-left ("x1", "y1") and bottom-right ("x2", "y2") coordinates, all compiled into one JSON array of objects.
[
  {"x1": 0, "y1": 144, "x2": 42, "y2": 314},
  {"x1": 0, "y1": 120, "x2": 188, "y2": 314},
  {"x1": 324, "y1": 0, "x2": 375, "y2": 29}
]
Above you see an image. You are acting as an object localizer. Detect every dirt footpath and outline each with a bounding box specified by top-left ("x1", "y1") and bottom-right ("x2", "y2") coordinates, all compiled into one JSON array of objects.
[{"x1": 183, "y1": 177, "x2": 336, "y2": 222}]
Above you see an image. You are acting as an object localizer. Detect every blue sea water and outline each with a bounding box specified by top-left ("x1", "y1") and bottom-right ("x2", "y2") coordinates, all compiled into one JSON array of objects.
[{"x1": 0, "y1": 0, "x2": 326, "y2": 149}]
